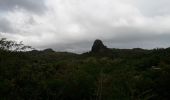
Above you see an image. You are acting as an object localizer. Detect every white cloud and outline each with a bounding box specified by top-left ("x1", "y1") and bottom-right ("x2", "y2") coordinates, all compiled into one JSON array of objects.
[{"x1": 1, "y1": 0, "x2": 170, "y2": 52}]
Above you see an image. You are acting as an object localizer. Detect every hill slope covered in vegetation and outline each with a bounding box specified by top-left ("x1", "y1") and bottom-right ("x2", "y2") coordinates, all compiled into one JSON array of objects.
[{"x1": 0, "y1": 38, "x2": 170, "y2": 100}]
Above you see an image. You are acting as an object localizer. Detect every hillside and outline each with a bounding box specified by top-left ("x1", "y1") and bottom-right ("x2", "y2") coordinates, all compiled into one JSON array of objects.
[{"x1": 0, "y1": 39, "x2": 170, "y2": 100}]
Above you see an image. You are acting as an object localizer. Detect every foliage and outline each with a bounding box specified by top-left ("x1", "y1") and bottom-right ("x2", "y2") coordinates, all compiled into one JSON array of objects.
[
  {"x1": 0, "y1": 39, "x2": 170, "y2": 100},
  {"x1": 0, "y1": 38, "x2": 33, "y2": 51}
]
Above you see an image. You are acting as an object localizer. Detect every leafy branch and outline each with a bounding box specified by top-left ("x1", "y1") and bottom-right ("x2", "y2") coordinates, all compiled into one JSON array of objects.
[{"x1": 0, "y1": 38, "x2": 34, "y2": 51}]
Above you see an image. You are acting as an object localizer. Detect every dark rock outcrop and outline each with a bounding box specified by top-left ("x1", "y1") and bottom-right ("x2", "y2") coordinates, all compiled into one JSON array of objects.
[{"x1": 91, "y1": 39, "x2": 109, "y2": 53}]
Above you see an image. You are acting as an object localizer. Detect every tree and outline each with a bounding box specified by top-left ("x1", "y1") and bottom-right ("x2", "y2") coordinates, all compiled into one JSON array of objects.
[{"x1": 0, "y1": 38, "x2": 33, "y2": 51}]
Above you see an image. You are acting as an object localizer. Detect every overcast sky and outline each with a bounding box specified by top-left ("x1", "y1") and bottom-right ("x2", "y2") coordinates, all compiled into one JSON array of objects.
[{"x1": 0, "y1": 0, "x2": 170, "y2": 53}]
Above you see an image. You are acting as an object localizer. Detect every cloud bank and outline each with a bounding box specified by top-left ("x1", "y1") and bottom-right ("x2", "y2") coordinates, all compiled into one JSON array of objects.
[{"x1": 0, "y1": 0, "x2": 170, "y2": 53}]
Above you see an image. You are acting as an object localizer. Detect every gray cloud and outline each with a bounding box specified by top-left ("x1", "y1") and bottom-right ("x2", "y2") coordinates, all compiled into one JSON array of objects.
[
  {"x1": 38, "y1": 29, "x2": 170, "y2": 53},
  {"x1": 1, "y1": 0, "x2": 170, "y2": 53},
  {"x1": 0, "y1": 17, "x2": 14, "y2": 33},
  {"x1": 133, "y1": 0, "x2": 170, "y2": 16},
  {"x1": 0, "y1": 0, "x2": 46, "y2": 13}
]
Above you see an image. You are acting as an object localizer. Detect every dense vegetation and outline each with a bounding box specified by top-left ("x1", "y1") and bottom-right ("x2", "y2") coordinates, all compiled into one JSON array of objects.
[{"x1": 0, "y1": 38, "x2": 170, "y2": 100}]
